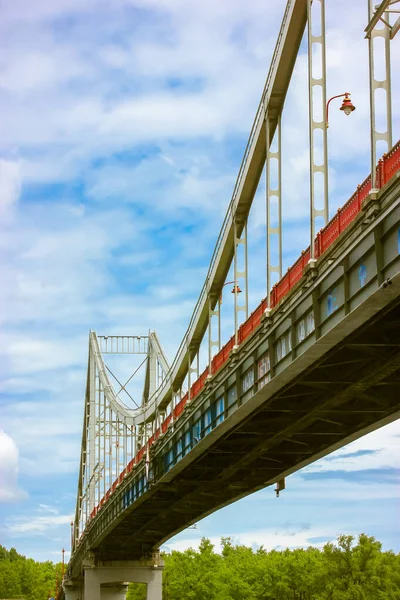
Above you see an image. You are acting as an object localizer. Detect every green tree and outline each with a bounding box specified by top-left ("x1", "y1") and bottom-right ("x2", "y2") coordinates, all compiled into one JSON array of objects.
[
  {"x1": 126, "y1": 582, "x2": 146, "y2": 600},
  {"x1": 0, "y1": 558, "x2": 23, "y2": 598},
  {"x1": 319, "y1": 534, "x2": 399, "y2": 600},
  {"x1": 1, "y1": 534, "x2": 400, "y2": 600}
]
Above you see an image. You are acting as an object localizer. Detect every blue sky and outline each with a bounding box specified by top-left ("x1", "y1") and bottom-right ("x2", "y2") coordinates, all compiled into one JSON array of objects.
[{"x1": 0, "y1": 0, "x2": 399, "y2": 562}]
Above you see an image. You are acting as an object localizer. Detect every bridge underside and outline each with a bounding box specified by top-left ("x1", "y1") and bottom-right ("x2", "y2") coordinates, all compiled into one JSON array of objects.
[{"x1": 96, "y1": 295, "x2": 400, "y2": 561}]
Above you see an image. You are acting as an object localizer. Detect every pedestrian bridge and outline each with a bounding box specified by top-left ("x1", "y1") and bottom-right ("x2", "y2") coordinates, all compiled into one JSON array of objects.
[
  {"x1": 68, "y1": 143, "x2": 400, "y2": 586},
  {"x1": 63, "y1": 0, "x2": 400, "y2": 597}
]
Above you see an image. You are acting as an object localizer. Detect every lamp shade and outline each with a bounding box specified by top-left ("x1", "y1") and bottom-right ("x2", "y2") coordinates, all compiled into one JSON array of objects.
[{"x1": 340, "y1": 94, "x2": 355, "y2": 116}]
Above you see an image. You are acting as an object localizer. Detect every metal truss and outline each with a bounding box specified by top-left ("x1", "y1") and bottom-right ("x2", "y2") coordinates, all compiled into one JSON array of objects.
[
  {"x1": 71, "y1": 0, "x2": 399, "y2": 431},
  {"x1": 73, "y1": 0, "x2": 399, "y2": 538},
  {"x1": 73, "y1": 331, "x2": 170, "y2": 548},
  {"x1": 307, "y1": 0, "x2": 328, "y2": 260},
  {"x1": 366, "y1": 0, "x2": 398, "y2": 189},
  {"x1": 70, "y1": 0, "x2": 400, "y2": 574},
  {"x1": 266, "y1": 113, "x2": 282, "y2": 309},
  {"x1": 208, "y1": 295, "x2": 221, "y2": 370},
  {"x1": 187, "y1": 348, "x2": 200, "y2": 403},
  {"x1": 208, "y1": 219, "x2": 249, "y2": 365},
  {"x1": 233, "y1": 219, "x2": 249, "y2": 346},
  {"x1": 365, "y1": 0, "x2": 400, "y2": 38}
]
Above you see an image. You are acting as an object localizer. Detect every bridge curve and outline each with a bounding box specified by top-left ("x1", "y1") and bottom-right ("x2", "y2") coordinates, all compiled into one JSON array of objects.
[
  {"x1": 65, "y1": 1, "x2": 400, "y2": 595},
  {"x1": 69, "y1": 165, "x2": 400, "y2": 579}
]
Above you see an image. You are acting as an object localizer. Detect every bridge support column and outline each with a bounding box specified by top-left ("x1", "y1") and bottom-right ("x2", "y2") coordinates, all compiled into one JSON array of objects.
[
  {"x1": 84, "y1": 569, "x2": 101, "y2": 600},
  {"x1": 63, "y1": 583, "x2": 81, "y2": 600},
  {"x1": 146, "y1": 568, "x2": 162, "y2": 600},
  {"x1": 81, "y1": 558, "x2": 163, "y2": 600}
]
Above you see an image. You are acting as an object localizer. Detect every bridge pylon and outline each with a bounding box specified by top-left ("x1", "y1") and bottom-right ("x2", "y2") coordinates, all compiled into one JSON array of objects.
[{"x1": 67, "y1": 331, "x2": 169, "y2": 599}]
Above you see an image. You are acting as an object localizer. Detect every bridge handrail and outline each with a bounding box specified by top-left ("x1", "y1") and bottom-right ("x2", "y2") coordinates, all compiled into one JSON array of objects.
[{"x1": 136, "y1": 148, "x2": 400, "y2": 425}]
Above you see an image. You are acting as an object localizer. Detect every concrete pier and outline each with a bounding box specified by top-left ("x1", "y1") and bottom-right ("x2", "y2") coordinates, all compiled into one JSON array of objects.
[{"x1": 63, "y1": 557, "x2": 163, "y2": 600}]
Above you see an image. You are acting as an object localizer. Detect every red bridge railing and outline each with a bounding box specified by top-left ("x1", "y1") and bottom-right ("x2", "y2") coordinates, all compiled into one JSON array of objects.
[{"x1": 85, "y1": 141, "x2": 400, "y2": 530}]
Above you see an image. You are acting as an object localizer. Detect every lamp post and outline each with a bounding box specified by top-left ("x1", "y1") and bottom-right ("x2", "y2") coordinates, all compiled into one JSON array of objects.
[
  {"x1": 309, "y1": 86, "x2": 356, "y2": 262},
  {"x1": 218, "y1": 280, "x2": 241, "y2": 352},
  {"x1": 219, "y1": 280, "x2": 242, "y2": 304},
  {"x1": 320, "y1": 92, "x2": 356, "y2": 251},
  {"x1": 209, "y1": 280, "x2": 242, "y2": 370},
  {"x1": 326, "y1": 92, "x2": 356, "y2": 128}
]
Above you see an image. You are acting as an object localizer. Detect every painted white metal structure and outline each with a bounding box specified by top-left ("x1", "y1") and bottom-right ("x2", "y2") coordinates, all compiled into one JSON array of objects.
[
  {"x1": 365, "y1": 0, "x2": 399, "y2": 189},
  {"x1": 75, "y1": 332, "x2": 170, "y2": 546},
  {"x1": 68, "y1": 0, "x2": 399, "y2": 597},
  {"x1": 73, "y1": 0, "x2": 399, "y2": 548},
  {"x1": 307, "y1": 0, "x2": 329, "y2": 260},
  {"x1": 266, "y1": 113, "x2": 282, "y2": 309}
]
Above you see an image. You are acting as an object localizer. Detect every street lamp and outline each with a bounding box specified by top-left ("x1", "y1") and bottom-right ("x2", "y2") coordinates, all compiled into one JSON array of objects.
[
  {"x1": 219, "y1": 280, "x2": 242, "y2": 304},
  {"x1": 326, "y1": 92, "x2": 356, "y2": 128},
  {"x1": 209, "y1": 281, "x2": 242, "y2": 366},
  {"x1": 314, "y1": 91, "x2": 356, "y2": 253}
]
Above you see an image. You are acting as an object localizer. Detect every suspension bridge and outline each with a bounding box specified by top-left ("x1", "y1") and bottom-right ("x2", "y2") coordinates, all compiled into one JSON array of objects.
[{"x1": 63, "y1": 0, "x2": 400, "y2": 598}]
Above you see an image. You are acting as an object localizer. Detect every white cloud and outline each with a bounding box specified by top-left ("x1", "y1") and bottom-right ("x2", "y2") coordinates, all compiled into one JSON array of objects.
[
  {"x1": 0, "y1": 49, "x2": 93, "y2": 94},
  {"x1": 1, "y1": 396, "x2": 83, "y2": 477},
  {"x1": 5, "y1": 500, "x2": 71, "y2": 538},
  {"x1": 304, "y1": 420, "x2": 400, "y2": 474},
  {"x1": 3, "y1": 336, "x2": 87, "y2": 375},
  {"x1": 0, "y1": 430, "x2": 26, "y2": 503},
  {"x1": 7, "y1": 513, "x2": 72, "y2": 535},
  {"x1": 0, "y1": 202, "x2": 139, "y2": 331},
  {"x1": 164, "y1": 525, "x2": 334, "y2": 554},
  {"x1": 2, "y1": 0, "x2": 99, "y2": 23},
  {"x1": 85, "y1": 144, "x2": 236, "y2": 217},
  {"x1": 256, "y1": 469, "x2": 399, "y2": 503},
  {"x1": 38, "y1": 503, "x2": 60, "y2": 514},
  {"x1": 0, "y1": 159, "x2": 21, "y2": 220}
]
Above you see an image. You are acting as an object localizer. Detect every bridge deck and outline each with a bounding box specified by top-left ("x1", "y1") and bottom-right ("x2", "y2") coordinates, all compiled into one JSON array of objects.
[
  {"x1": 70, "y1": 168, "x2": 400, "y2": 577},
  {"x1": 103, "y1": 295, "x2": 400, "y2": 561}
]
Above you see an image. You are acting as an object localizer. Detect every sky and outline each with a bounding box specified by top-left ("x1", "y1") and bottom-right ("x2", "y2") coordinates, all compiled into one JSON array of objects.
[{"x1": 0, "y1": 0, "x2": 399, "y2": 563}]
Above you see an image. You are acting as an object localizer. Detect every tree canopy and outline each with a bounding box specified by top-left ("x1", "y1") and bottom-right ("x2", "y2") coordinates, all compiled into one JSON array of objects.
[
  {"x1": 127, "y1": 533, "x2": 400, "y2": 600},
  {"x1": 0, "y1": 545, "x2": 62, "y2": 600},
  {"x1": 1, "y1": 533, "x2": 399, "y2": 600}
]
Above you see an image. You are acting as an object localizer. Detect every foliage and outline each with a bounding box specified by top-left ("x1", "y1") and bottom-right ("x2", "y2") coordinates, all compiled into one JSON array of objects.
[
  {"x1": 0, "y1": 545, "x2": 62, "y2": 600},
  {"x1": 130, "y1": 533, "x2": 400, "y2": 600},
  {"x1": 1, "y1": 534, "x2": 399, "y2": 600}
]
